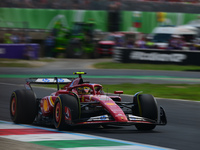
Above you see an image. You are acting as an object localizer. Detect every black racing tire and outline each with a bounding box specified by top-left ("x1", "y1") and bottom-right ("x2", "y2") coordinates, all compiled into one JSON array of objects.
[
  {"x1": 133, "y1": 94, "x2": 158, "y2": 131},
  {"x1": 53, "y1": 94, "x2": 79, "y2": 130},
  {"x1": 10, "y1": 89, "x2": 37, "y2": 124}
]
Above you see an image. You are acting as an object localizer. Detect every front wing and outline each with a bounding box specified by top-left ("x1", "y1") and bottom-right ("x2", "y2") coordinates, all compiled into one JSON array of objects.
[{"x1": 73, "y1": 107, "x2": 167, "y2": 126}]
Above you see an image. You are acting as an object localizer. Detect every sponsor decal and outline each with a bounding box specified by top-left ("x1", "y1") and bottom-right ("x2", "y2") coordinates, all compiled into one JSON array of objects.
[
  {"x1": 65, "y1": 107, "x2": 71, "y2": 121},
  {"x1": 128, "y1": 115, "x2": 143, "y2": 121},
  {"x1": 112, "y1": 109, "x2": 123, "y2": 113},
  {"x1": 113, "y1": 49, "x2": 122, "y2": 62},
  {"x1": 81, "y1": 96, "x2": 84, "y2": 102},
  {"x1": 0, "y1": 48, "x2": 5, "y2": 54},
  {"x1": 58, "y1": 78, "x2": 64, "y2": 82},
  {"x1": 100, "y1": 98, "x2": 107, "y2": 101},
  {"x1": 115, "y1": 114, "x2": 123, "y2": 117},
  {"x1": 130, "y1": 51, "x2": 186, "y2": 62},
  {"x1": 43, "y1": 99, "x2": 49, "y2": 112},
  {"x1": 36, "y1": 78, "x2": 71, "y2": 83},
  {"x1": 42, "y1": 78, "x2": 50, "y2": 82},
  {"x1": 100, "y1": 115, "x2": 107, "y2": 120},
  {"x1": 84, "y1": 98, "x2": 90, "y2": 102},
  {"x1": 106, "y1": 103, "x2": 115, "y2": 106},
  {"x1": 99, "y1": 96, "x2": 112, "y2": 101},
  {"x1": 87, "y1": 115, "x2": 109, "y2": 121}
]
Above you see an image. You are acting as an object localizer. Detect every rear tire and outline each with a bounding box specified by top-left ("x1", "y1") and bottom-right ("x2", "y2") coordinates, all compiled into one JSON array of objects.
[
  {"x1": 10, "y1": 89, "x2": 37, "y2": 124},
  {"x1": 53, "y1": 94, "x2": 79, "y2": 130},
  {"x1": 133, "y1": 94, "x2": 158, "y2": 130}
]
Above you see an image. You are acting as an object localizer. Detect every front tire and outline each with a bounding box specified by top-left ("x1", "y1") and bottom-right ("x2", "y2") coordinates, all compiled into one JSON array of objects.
[
  {"x1": 53, "y1": 94, "x2": 79, "y2": 130},
  {"x1": 133, "y1": 94, "x2": 158, "y2": 130},
  {"x1": 10, "y1": 89, "x2": 37, "y2": 124}
]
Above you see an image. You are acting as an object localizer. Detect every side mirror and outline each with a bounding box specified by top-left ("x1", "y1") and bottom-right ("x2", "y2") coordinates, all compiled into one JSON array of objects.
[{"x1": 114, "y1": 91, "x2": 123, "y2": 94}]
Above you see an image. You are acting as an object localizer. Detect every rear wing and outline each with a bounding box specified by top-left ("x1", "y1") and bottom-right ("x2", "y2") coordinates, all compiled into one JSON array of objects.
[{"x1": 25, "y1": 77, "x2": 72, "y2": 90}]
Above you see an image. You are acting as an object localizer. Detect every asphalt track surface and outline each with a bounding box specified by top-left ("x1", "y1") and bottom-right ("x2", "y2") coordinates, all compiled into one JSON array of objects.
[
  {"x1": 0, "y1": 59, "x2": 200, "y2": 150},
  {"x1": 1, "y1": 58, "x2": 200, "y2": 84}
]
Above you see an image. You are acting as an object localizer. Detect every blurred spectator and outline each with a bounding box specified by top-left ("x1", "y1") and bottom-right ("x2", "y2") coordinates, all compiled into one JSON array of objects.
[
  {"x1": 24, "y1": 33, "x2": 32, "y2": 43},
  {"x1": 23, "y1": 45, "x2": 35, "y2": 59},
  {"x1": 11, "y1": 32, "x2": 20, "y2": 43},
  {"x1": 44, "y1": 33, "x2": 55, "y2": 57},
  {"x1": 25, "y1": 0, "x2": 34, "y2": 8},
  {"x1": 51, "y1": 0, "x2": 60, "y2": 9},
  {"x1": 135, "y1": 37, "x2": 146, "y2": 48},
  {"x1": 3, "y1": 32, "x2": 13, "y2": 44},
  {"x1": 2, "y1": 31, "x2": 32, "y2": 44},
  {"x1": 0, "y1": 0, "x2": 199, "y2": 9},
  {"x1": 193, "y1": 38, "x2": 200, "y2": 50},
  {"x1": 82, "y1": 0, "x2": 91, "y2": 9},
  {"x1": 71, "y1": 0, "x2": 80, "y2": 9},
  {"x1": 115, "y1": 36, "x2": 124, "y2": 46},
  {"x1": 19, "y1": 33, "x2": 29, "y2": 43},
  {"x1": 108, "y1": 0, "x2": 121, "y2": 11},
  {"x1": 126, "y1": 38, "x2": 135, "y2": 48},
  {"x1": 17, "y1": 33, "x2": 24, "y2": 43},
  {"x1": 145, "y1": 37, "x2": 155, "y2": 49},
  {"x1": 168, "y1": 35, "x2": 185, "y2": 50}
]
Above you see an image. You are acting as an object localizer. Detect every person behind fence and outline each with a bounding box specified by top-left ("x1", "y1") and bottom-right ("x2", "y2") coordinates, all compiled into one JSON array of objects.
[
  {"x1": 193, "y1": 38, "x2": 200, "y2": 50},
  {"x1": 44, "y1": 33, "x2": 55, "y2": 57},
  {"x1": 3, "y1": 32, "x2": 13, "y2": 44},
  {"x1": 115, "y1": 36, "x2": 124, "y2": 47},
  {"x1": 168, "y1": 35, "x2": 184, "y2": 50},
  {"x1": 145, "y1": 36, "x2": 155, "y2": 49},
  {"x1": 135, "y1": 37, "x2": 146, "y2": 48},
  {"x1": 126, "y1": 38, "x2": 135, "y2": 48},
  {"x1": 23, "y1": 45, "x2": 35, "y2": 60},
  {"x1": 11, "y1": 32, "x2": 20, "y2": 43}
]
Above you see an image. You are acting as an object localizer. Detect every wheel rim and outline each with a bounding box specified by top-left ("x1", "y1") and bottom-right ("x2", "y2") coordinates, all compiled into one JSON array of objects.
[
  {"x1": 55, "y1": 102, "x2": 61, "y2": 123},
  {"x1": 11, "y1": 97, "x2": 16, "y2": 116}
]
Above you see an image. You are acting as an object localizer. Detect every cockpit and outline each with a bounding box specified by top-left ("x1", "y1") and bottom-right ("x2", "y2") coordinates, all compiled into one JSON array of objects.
[
  {"x1": 71, "y1": 84, "x2": 104, "y2": 95},
  {"x1": 77, "y1": 86, "x2": 92, "y2": 95}
]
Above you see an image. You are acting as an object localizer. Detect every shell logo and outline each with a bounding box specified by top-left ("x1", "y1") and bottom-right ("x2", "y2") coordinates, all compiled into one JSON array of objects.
[
  {"x1": 43, "y1": 99, "x2": 49, "y2": 112},
  {"x1": 106, "y1": 103, "x2": 115, "y2": 105}
]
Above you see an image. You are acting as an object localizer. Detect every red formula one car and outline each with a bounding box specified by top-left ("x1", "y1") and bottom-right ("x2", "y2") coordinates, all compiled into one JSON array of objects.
[{"x1": 10, "y1": 72, "x2": 167, "y2": 131}]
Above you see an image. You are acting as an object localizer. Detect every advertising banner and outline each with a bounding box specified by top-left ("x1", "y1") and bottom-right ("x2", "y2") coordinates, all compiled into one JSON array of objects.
[
  {"x1": 114, "y1": 47, "x2": 200, "y2": 66},
  {"x1": 0, "y1": 8, "x2": 108, "y2": 31},
  {"x1": 121, "y1": 11, "x2": 200, "y2": 33},
  {"x1": 0, "y1": 44, "x2": 39, "y2": 59},
  {"x1": 1, "y1": 8, "x2": 199, "y2": 34}
]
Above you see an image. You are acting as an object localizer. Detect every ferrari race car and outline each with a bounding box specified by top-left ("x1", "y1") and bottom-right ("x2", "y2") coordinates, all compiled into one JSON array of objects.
[{"x1": 10, "y1": 72, "x2": 167, "y2": 131}]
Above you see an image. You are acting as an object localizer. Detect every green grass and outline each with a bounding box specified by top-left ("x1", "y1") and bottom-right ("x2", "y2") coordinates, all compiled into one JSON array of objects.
[
  {"x1": 0, "y1": 62, "x2": 30, "y2": 67},
  {"x1": 35, "y1": 83, "x2": 200, "y2": 101},
  {"x1": 2, "y1": 58, "x2": 200, "y2": 71},
  {"x1": 0, "y1": 58, "x2": 55, "y2": 67},
  {"x1": 93, "y1": 62, "x2": 200, "y2": 71},
  {"x1": 102, "y1": 83, "x2": 200, "y2": 101}
]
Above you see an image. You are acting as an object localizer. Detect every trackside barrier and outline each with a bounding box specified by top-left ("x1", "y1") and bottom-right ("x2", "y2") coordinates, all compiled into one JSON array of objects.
[
  {"x1": 0, "y1": 44, "x2": 39, "y2": 59},
  {"x1": 113, "y1": 47, "x2": 200, "y2": 66}
]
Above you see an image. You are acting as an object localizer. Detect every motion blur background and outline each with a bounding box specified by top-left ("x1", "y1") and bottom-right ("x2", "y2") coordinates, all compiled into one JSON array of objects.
[
  {"x1": 1, "y1": 0, "x2": 200, "y2": 61},
  {"x1": 1, "y1": 2, "x2": 200, "y2": 150}
]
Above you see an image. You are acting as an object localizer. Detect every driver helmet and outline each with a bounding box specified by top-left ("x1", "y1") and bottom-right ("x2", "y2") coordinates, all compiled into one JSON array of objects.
[{"x1": 77, "y1": 87, "x2": 91, "y2": 94}]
